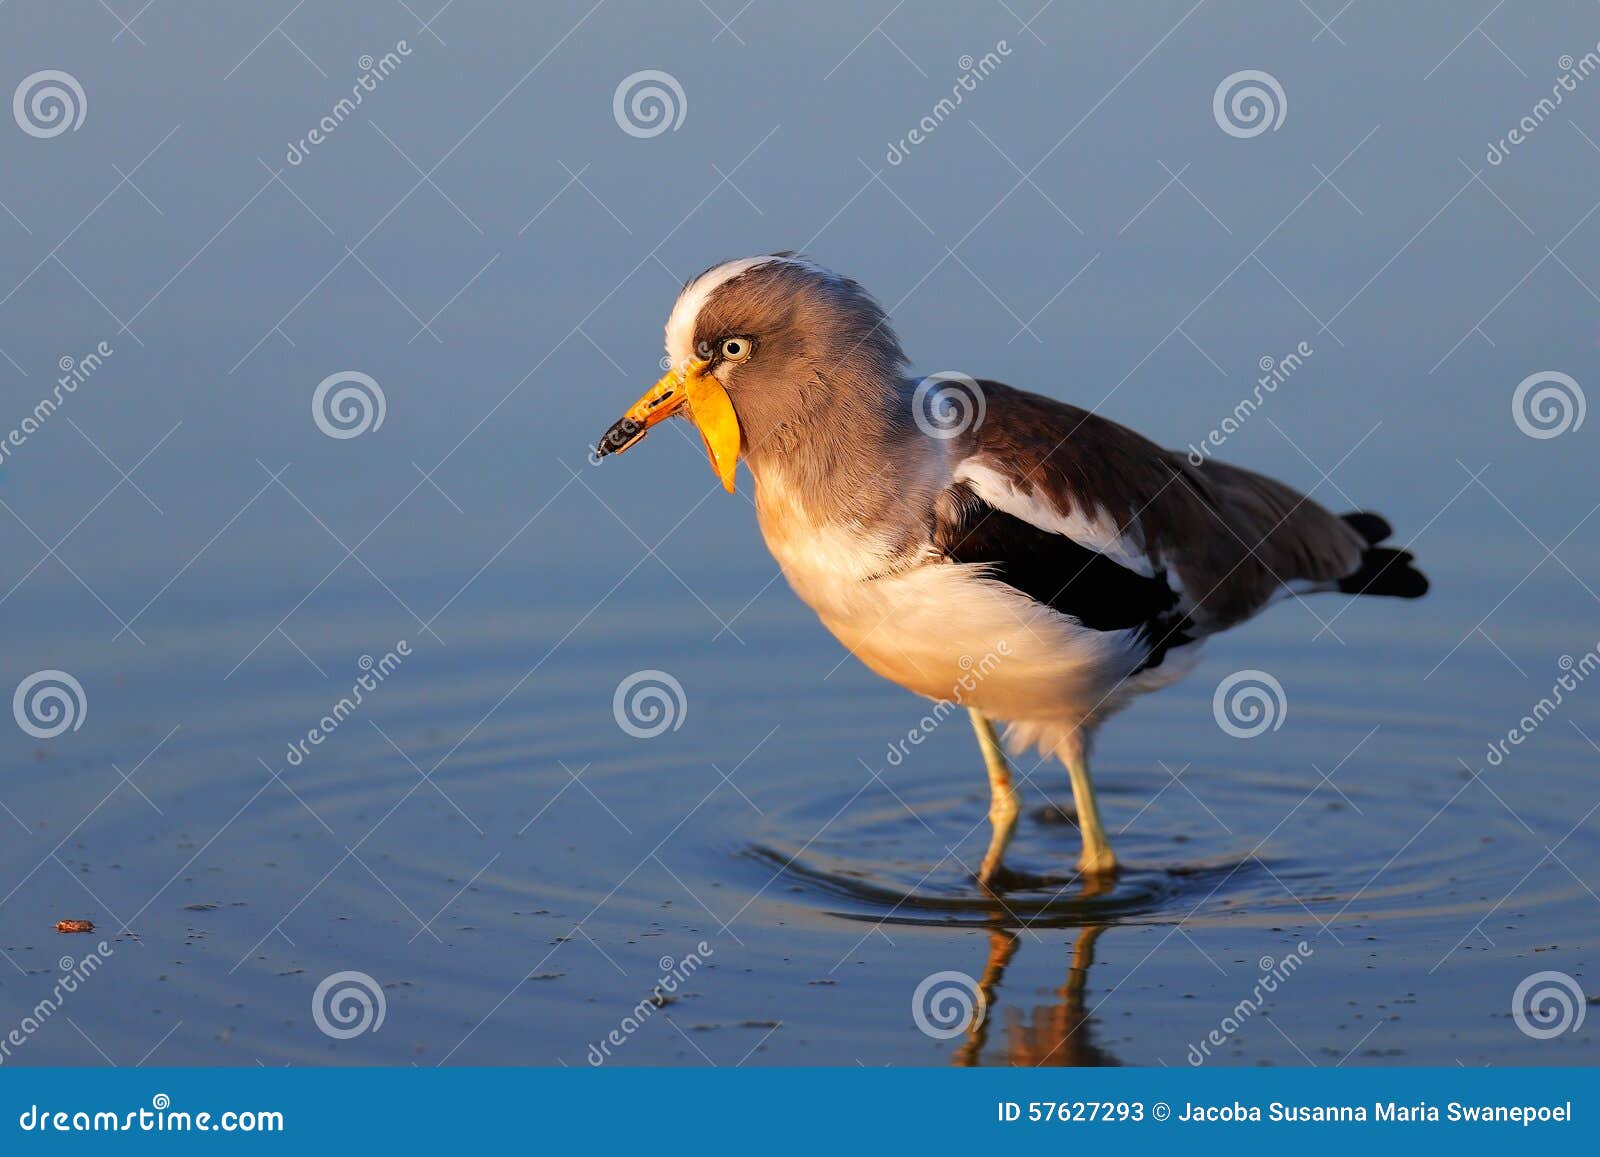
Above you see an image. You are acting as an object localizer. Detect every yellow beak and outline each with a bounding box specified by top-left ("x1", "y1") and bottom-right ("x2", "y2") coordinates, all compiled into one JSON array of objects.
[{"x1": 595, "y1": 358, "x2": 742, "y2": 493}]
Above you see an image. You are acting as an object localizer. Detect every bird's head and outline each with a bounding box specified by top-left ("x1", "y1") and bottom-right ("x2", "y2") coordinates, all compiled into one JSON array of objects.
[{"x1": 595, "y1": 254, "x2": 907, "y2": 492}]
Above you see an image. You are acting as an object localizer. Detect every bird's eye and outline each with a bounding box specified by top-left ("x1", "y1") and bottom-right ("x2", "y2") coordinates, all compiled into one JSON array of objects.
[{"x1": 719, "y1": 336, "x2": 753, "y2": 363}]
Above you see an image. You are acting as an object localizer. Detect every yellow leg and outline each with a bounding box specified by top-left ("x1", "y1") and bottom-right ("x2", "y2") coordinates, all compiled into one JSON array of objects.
[
  {"x1": 970, "y1": 710, "x2": 1021, "y2": 890},
  {"x1": 1062, "y1": 734, "x2": 1117, "y2": 876}
]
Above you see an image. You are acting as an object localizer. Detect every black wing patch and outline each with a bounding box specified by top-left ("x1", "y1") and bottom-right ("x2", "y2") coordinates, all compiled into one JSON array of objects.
[{"x1": 934, "y1": 484, "x2": 1194, "y2": 670}]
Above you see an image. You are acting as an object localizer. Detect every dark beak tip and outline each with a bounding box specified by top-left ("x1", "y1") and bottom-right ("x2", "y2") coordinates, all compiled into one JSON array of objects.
[{"x1": 597, "y1": 417, "x2": 646, "y2": 459}]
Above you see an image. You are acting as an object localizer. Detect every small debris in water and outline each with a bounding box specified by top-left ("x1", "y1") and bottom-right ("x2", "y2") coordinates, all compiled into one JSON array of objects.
[{"x1": 55, "y1": 919, "x2": 95, "y2": 934}]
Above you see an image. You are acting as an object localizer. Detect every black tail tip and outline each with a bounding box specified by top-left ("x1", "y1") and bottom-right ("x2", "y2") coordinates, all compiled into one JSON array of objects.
[
  {"x1": 1341, "y1": 510, "x2": 1394, "y2": 546},
  {"x1": 1339, "y1": 546, "x2": 1429, "y2": 599}
]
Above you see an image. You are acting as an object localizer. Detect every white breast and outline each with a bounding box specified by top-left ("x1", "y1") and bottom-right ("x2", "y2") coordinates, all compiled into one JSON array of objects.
[{"x1": 754, "y1": 475, "x2": 1148, "y2": 736}]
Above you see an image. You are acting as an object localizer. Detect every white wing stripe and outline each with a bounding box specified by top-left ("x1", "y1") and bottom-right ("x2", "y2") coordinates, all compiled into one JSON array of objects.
[{"x1": 953, "y1": 458, "x2": 1162, "y2": 579}]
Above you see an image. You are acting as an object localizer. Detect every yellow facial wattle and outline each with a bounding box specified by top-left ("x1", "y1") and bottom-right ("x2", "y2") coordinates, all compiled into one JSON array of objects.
[{"x1": 596, "y1": 358, "x2": 742, "y2": 492}]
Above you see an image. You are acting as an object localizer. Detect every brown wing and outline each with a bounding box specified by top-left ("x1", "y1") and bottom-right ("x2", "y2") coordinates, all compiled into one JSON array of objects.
[{"x1": 954, "y1": 380, "x2": 1368, "y2": 629}]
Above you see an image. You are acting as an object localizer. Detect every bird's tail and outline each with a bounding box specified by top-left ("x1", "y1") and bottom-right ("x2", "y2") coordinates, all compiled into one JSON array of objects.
[{"x1": 1336, "y1": 511, "x2": 1428, "y2": 599}]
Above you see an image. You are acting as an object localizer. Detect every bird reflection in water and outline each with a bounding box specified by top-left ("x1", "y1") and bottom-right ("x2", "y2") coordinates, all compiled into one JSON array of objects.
[{"x1": 952, "y1": 879, "x2": 1118, "y2": 1067}]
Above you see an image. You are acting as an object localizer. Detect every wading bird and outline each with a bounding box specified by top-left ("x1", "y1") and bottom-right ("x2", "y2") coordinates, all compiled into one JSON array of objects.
[{"x1": 597, "y1": 255, "x2": 1426, "y2": 889}]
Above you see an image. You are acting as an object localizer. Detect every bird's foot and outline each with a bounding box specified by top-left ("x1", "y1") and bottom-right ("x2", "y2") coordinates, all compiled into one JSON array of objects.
[
  {"x1": 977, "y1": 865, "x2": 1020, "y2": 896},
  {"x1": 976, "y1": 863, "x2": 1051, "y2": 895},
  {"x1": 1076, "y1": 846, "x2": 1119, "y2": 878}
]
